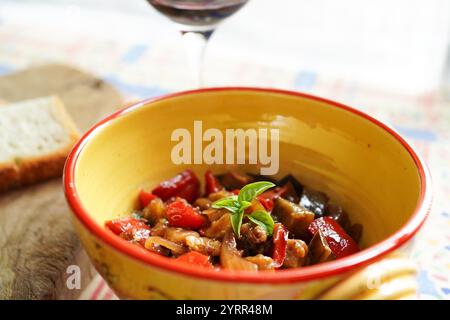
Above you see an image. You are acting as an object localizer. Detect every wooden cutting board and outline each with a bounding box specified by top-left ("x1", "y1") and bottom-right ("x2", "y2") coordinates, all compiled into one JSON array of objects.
[{"x1": 0, "y1": 64, "x2": 123, "y2": 299}]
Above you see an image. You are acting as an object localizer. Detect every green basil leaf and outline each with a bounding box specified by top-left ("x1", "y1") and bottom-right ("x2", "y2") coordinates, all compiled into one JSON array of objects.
[
  {"x1": 215, "y1": 181, "x2": 275, "y2": 238},
  {"x1": 247, "y1": 216, "x2": 268, "y2": 234},
  {"x1": 230, "y1": 209, "x2": 245, "y2": 237},
  {"x1": 247, "y1": 210, "x2": 274, "y2": 236},
  {"x1": 212, "y1": 196, "x2": 238, "y2": 209},
  {"x1": 218, "y1": 205, "x2": 240, "y2": 214},
  {"x1": 237, "y1": 181, "x2": 276, "y2": 203},
  {"x1": 240, "y1": 200, "x2": 252, "y2": 210}
]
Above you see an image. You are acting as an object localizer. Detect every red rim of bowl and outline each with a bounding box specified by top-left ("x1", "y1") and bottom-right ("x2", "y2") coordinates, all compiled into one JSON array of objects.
[{"x1": 63, "y1": 87, "x2": 431, "y2": 284}]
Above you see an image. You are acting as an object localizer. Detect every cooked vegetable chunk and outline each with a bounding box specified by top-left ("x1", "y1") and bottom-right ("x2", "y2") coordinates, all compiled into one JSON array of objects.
[
  {"x1": 238, "y1": 222, "x2": 268, "y2": 255},
  {"x1": 152, "y1": 169, "x2": 200, "y2": 203},
  {"x1": 220, "y1": 231, "x2": 258, "y2": 271},
  {"x1": 105, "y1": 217, "x2": 151, "y2": 247},
  {"x1": 145, "y1": 236, "x2": 186, "y2": 255},
  {"x1": 194, "y1": 197, "x2": 213, "y2": 210},
  {"x1": 203, "y1": 212, "x2": 232, "y2": 239},
  {"x1": 300, "y1": 189, "x2": 328, "y2": 218},
  {"x1": 325, "y1": 203, "x2": 350, "y2": 229},
  {"x1": 283, "y1": 239, "x2": 309, "y2": 268},
  {"x1": 176, "y1": 251, "x2": 214, "y2": 269},
  {"x1": 166, "y1": 198, "x2": 205, "y2": 229},
  {"x1": 219, "y1": 171, "x2": 251, "y2": 189},
  {"x1": 204, "y1": 170, "x2": 223, "y2": 195},
  {"x1": 240, "y1": 223, "x2": 268, "y2": 245},
  {"x1": 276, "y1": 174, "x2": 303, "y2": 197},
  {"x1": 271, "y1": 223, "x2": 288, "y2": 268},
  {"x1": 139, "y1": 190, "x2": 157, "y2": 208},
  {"x1": 272, "y1": 197, "x2": 315, "y2": 238},
  {"x1": 208, "y1": 190, "x2": 234, "y2": 202},
  {"x1": 308, "y1": 230, "x2": 335, "y2": 264},
  {"x1": 245, "y1": 254, "x2": 276, "y2": 270},
  {"x1": 142, "y1": 197, "x2": 166, "y2": 224},
  {"x1": 258, "y1": 185, "x2": 289, "y2": 212},
  {"x1": 185, "y1": 234, "x2": 222, "y2": 256},
  {"x1": 308, "y1": 217, "x2": 360, "y2": 258}
]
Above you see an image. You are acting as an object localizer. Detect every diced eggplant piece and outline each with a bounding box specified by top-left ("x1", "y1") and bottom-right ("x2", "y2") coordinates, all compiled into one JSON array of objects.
[
  {"x1": 142, "y1": 197, "x2": 166, "y2": 225},
  {"x1": 272, "y1": 198, "x2": 315, "y2": 239},
  {"x1": 308, "y1": 230, "x2": 335, "y2": 264},
  {"x1": 240, "y1": 223, "x2": 268, "y2": 245},
  {"x1": 208, "y1": 190, "x2": 234, "y2": 202},
  {"x1": 325, "y1": 203, "x2": 350, "y2": 230},
  {"x1": 281, "y1": 181, "x2": 300, "y2": 203},
  {"x1": 202, "y1": 207, "x2": 228, "y2": 222},
  {"x1": 203, "y1": 213, "x2": 232, "y2": 240},
  {"x1": 219, "y1": 171, "x2": 252, "y2": 189},
  {"x1": 220, "y1": 231, "x2": 258, "y2": 271},
  {"x1": 300, "y1": 189, "x2": 328, "y2": 218},
  {"x1": 347, "y1": 223, "x2": 363, "y2": 244},
  {"x1": 194, "y1": 197, "x2": 212, "y2": 210},
  {"x1": 283, "y1": 239, "x2": 309, "y2": 268},
  {"x1": 237, "y1": 222, "x2": 268, "y2": 255},
  {"x1": 276, "y1": 174, "x2": 303, "y2": 196}
]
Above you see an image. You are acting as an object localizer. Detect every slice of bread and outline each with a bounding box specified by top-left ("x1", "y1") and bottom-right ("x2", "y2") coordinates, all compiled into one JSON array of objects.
[{"x1": 0, "y1": 96, "x2": 80, "y2": 193}]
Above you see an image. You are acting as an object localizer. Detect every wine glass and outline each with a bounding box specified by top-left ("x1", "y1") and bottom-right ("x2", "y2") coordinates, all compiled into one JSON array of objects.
[{"x1": 146, "y1": 0, "x2": 249, "y2": 87}]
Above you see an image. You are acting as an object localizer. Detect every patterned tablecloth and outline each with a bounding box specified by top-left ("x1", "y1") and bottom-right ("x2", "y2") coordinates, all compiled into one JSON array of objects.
[{"x1": 0, "y1": 0, "x2": 448, "y2": 299}]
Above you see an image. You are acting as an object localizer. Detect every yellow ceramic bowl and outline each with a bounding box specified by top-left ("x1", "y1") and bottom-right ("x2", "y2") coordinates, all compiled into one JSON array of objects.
[{"x1": 64, "y1": 88, "x2": 430, "y2": 299}]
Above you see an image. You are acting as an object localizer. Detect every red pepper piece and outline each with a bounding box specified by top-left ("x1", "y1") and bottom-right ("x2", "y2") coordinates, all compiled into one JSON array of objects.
[
  {"x1": 258, "y1": 185, "x2": 288, "y2": 212},
  {"x1": 308, "y1": 217, "x2": 360, "y2": 258},
  {"x1": 105, "y1": 217, "x2": 151, "y2": 246},
  {"x1": 231, "y1": 189, "x2": 240, "y2": 195},
  {"x1": 204, "y1": 170, "x2": 223, "y2": 195},
  {"x1": 152, "y1": 169, "x2": 200, "y2": 203},
  {"x1": 174, "y1": 181, "x2": 200, "y2": 203},
  {"x1": 166, "y1": 198, "x2": 206, "y2": 229},
  {"x1": 138, "y1": 190, "x2": 157, "y2": 208},
  {"x1": 257, "y1": 196, "x2": 274, "y2": 212},
  {"x1": 272, "y1": 223, "x2": 289, "y2": 268},
  {"x1": 175, "y1": 251, "x2": 214, "y2": 268}
]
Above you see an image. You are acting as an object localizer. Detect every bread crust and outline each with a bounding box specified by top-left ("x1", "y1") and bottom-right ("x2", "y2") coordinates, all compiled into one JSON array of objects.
[
  {"x1": 0, "y1": 146, "x2": 77, "y2": 193},
  {"x1": 0, "y1": 164, "x2": 19, "y2": 192},
  {"x1": 0, "y1": 96, "x2": 80, "y2": 193}
]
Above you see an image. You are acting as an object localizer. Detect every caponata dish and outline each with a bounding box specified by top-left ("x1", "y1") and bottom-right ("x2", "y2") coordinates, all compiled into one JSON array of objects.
[{"x1": 105, "y1": 170, "x2": 362, "y2": 271}]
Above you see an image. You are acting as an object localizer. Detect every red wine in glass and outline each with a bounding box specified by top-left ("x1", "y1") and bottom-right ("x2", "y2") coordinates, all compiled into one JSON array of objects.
[
  {"x1": 146, "y1": 0, "x2": 249, "y2": 86},
  {"x1": 147, "y1": 0, "x2": 248, "y2": 30}
]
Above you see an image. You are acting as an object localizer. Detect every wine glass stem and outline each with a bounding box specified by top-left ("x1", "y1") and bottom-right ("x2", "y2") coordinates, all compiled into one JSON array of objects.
[{"x1": 181, "y1": 30, "x2": 213, "y2": 87}]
